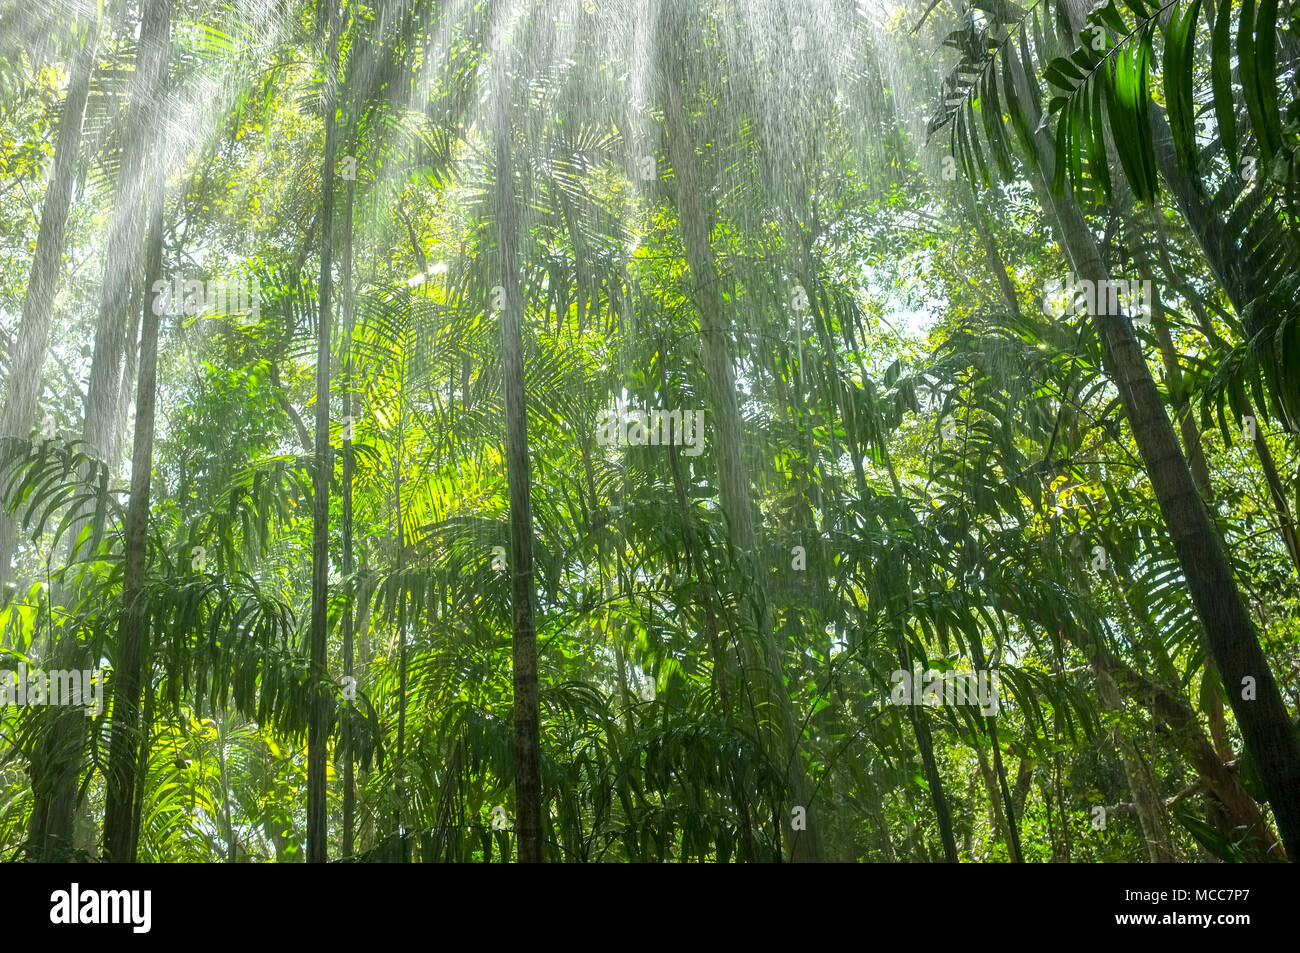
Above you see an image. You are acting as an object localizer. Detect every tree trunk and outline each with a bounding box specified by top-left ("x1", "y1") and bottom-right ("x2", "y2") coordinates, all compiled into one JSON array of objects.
[
  {"x1": 1068, "y1": 612, "x2": 1281, "y2": 859},
  {"x1": 1004, "y1": 43, "x2": 1300, "y2": 860},
  {"x1": 103, "y1": 74, "x2": 169, "y2": 861},
  {"x1": 1250, "y1": 425, "x2": 1300, "y2": 578},
  {"x1": 969, "y1": 635, "x2": 1022, "y2": 861},
  {"x1": 341, "y1": 175, "x2": 357, "y2": 859},
  {"x1": 306, "y1": 0, "x2": 339, "y2": 865},
  {"x1": 960, "y1": 183, "x2": 1021, "y2": 317},
  {"x1": 28, "y1": 0, "x2": 171, "y2": 862},
  {"x1": 910, "y1": 699, "x2": 959, "y2": 862},
  {"x1": 1094, "y1": 662, "x2": 1180, "y2": 861},
  {"x1": 494, "y1": 47, "x2": 544, "y2": 864},
  {"x1": 393, "y1": 395, "x2": 408, "y2": 861},
  {"x1": 81, "y1": 0, "x2": 172, "y2": 467},
  {"x1": 0, "y1": 13, "x2": 100, "y2": 587}
]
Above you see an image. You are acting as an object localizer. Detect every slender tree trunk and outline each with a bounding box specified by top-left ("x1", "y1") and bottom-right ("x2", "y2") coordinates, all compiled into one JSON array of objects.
[
  {"x1": 1067, "y1": 513, "x2": 1275, "y2": 856},
  {"x1": 869, "y1": 786, "x2": 897, "y2": 862},
  {"x1": 341, "y1": 176, "x2": 356, "y2": 859},
  {"x1": 28, "y1": 0, "x2": 171, "y2": 861},
  {"x1": 898, "y1": 648, "x2": 959, "y2": 862},
  {"x1": 493, "y1": 46, "x2": 544, "y2": 864},
  {"x1": 103, "y1": 78, "x2": 169, "y2": 861},
  {"x1": 81, "y1": 0, "x2": 171, "y2": 467},
  {"x1": 130, "y1": 663, "x2": 155, "y2": 853},
  {"x1": 1250, "y1": 425, "x2": 1300, "y2": 578},
  {"x1": 1068, "y1": 612, "x2": 1281, "y2": 859},
  {"x1": 357, "y1": 546, "x2": 372, "y2": 676},
  {"x1": 960, "y1": 183, "x2": 1021, "y2": 317},
  {"x1": 974, "y1": 745, "x2": 1006, "y2": 856},
  {"x1": 1011, "y1": 743, "x2": 1035, "y2": 822},
  {"x1": 1094, "y1": 661, "x2": 1180, "y2": 861},
  {"x1": 969, "y1": 636, "x2": 1022, "y2": 861},
  {"x1": 217, "y1": 715, "x2": 237, "y2": 861},
  {"x1": 393, "y1": 394, "x2": 408, "y2": 862},
  {"x1": 959, "y1": 770, "x2": 979, "y2": 858},
  {"x1": 911, "y1": 701, "x2": 958, "y2": 862},
  {"x1": 0, "y1": 14, "x2": 100, "y2": 587},
  {"x1": 306, "y1": 0, "x2": 339, "y2": 865},
  {"x1": 667, "y1": 444, "x2": 730, "y2": 714}
]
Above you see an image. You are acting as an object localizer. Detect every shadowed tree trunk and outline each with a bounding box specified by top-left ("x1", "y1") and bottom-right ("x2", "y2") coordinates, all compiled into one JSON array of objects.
[
  {"x1": 103, "y1": 41, "x2": 170, "y2": 861},
  {"x1": 1249, "y1": 425, "x2": 1300, "y2": 578},
  {"x1": 958, "y1": 184, "x2": 1022, "y2": 318},
  {"x1": 967, "y1": 633, "x2": 1022, "y2": 862},
  {"x1": 911, "y1": 701, "x2": 959, "y2": 862},
  {"x1": 1064, "y1": 541, "x2": 1281, "y2": 859},
  {"x1": 1003, "y1": 38, "x2": 1300, "y2": 859},
  {"x1": 306, "y1": 0, "x2": 340, "y2": 866},
  {"x1": 896, "y1": 630, "x2": 959, "y2": 863},
  {"x1": 392, "y1": 389, "x2": 408, "y2": 862},
  {"x1": 341, "y1": 175, "x2": 357, "y2": 859},
  {"x1": 493, "y1": 41, "x2": 543, "y2": 864},
  {"x1": 28, "y1": 0, "x2": 172, "y2": 862},
  {"x1": 1116, "y1": 653, "x2": 1281, "y2": 859}
]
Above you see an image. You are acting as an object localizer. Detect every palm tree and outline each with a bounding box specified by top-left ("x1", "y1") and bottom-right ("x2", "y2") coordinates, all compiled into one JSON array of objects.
[
  {"x1": 929, "y1": 0, "x2": 1300, "y2": 859},
  {"x1": 306, "y1": 0, "x2": 342, "y2": 865},
  {"x1": 102, "y1": 1, "x2": 172, "y2": 863},
  {"x1": 490, "y1": 24, "x2": 544, "y2": 863}
]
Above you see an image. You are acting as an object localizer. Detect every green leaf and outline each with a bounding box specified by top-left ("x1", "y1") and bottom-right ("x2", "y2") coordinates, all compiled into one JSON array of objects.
[
  {"x1": 1052, "y1": 97, "x2": 1071, "y2": 195},
  {"x1": 965, "y1": 102, "x2": 992, "y2": 186},
  {"x1": 1237, "y1": 0, "x2": 1273, "y2": 165},
  {"x1": 1067, "y1": 89, "x2": 1083, "y2": 196},
  {"x1": 1087, "y1": 73, "x2": 1111, "y2": 202},
  {"x1": 1133, "y1": 26, "x2": 1158, "y2": 199},
  {"x1": 1002, "y1": 50, "x2": 1035, "y2": 154},
  {"x1": 1211, "y1": 0, "x2": 1237, "y2": 167},
  {"x1": 1163, "y1": 0, "x2": 1203, "y2": 182},
  {"x1": 1172, "y1": 806, "x2": 1245, "y2": 862},
  {"x1": 1253, "y1": 0, "x2": 1282, "y2": 159},
  {"x1": 1103, "y1": 32, "x2": 1159, "y2": 203},
  {"x1": 970, "y1": 0, "x2": 1028, "y2": 23},
  {"x1": 1092, "y1": 0, "x2": 1132, "y2": 36},
  {"x1": 981, "y1": 69, "x2": 1014, "y2": 178},
  {"x1": 1017, "y1": 25, "x2": 1042, "y2": 116},
  {"x1": 1047, "y1": 55, "x2": 1088, "y2": 87}
]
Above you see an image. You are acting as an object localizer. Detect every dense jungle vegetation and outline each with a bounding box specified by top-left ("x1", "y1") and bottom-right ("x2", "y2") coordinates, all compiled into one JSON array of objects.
[{"x1": 0, "y1": 0, "x2": 1298, "y2": 863}]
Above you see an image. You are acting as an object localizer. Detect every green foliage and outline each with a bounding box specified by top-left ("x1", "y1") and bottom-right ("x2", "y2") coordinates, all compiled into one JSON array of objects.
[{"x1": 0, "y1": 0, "x2": 1296, "y2": 863}]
